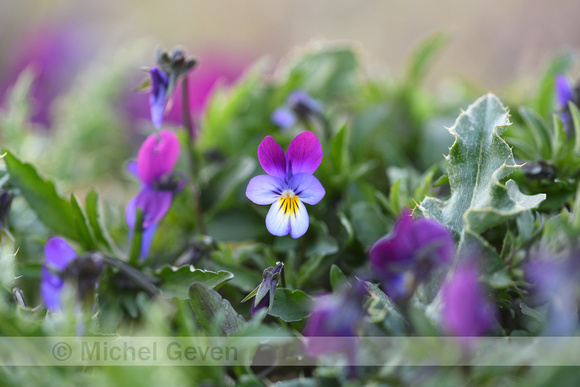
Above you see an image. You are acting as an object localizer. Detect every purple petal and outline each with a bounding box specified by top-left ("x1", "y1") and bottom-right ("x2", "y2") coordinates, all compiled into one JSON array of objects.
[
  {"x1": 289, "y1": 173, "x2": 325, "y2": 205},
  {"x1": 251, "y1": 291, "x2": 270, "y2": 317},
  {"x1": 286, "y1": 131, "x2": 323, "y2": 176},
  {"x1": 129, "y1": 187, "x2": 173, "y2": 229},
  {"x1": 125, "y1": 196, "x2": 138, "y2": 229},
  {"x1": 556, "y1": 75, "x2": 574, "y2": 108},
  {"x1": 289, "y1": 200, "x2": 309, "y2": 238},
  {"x1": 137, "y1": 130, "x2": 181, "y2": 186},
  {"x1": 140, "y1": 223, "x2": 158, "y2": 259},
  {"x1": 150, "y1": 67, "x2": 169, "y2": 128},
  {"x1": 127, "y1": 161, "x2": 139, "y2": 179},
  {"x1": 442, "y1": 264, "x2": 495, "y2": 336},
  {"x1": 246, "y1": 175, "x2": 284, "y2": 205},
  {"x1": 271, "y1": 107, "x2": 296, "y2": 129},
  {"x1": 412, "y1": 218, "x2": 454, "y2": 264},
  {"x1": 258, "y1": 136, "x2": 287, "y2": 179},
  {"x1": 41, "y1": 266, "x2": 64, "y2": 311},
  {"x1": 44, "y1": 237, "x2": 77, "y2": 270}
]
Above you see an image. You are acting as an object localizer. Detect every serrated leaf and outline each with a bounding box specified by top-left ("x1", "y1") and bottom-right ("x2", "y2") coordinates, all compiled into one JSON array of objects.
[
  {"x1": 419, "y1": 94, "x2": 546, "y2": 241},
  {"x1": 3, "y1": 151, "x2": 77, "y2": 240},
  {"x1": 268, "y1": 288, "x2": 312, "y2": 322},
  {"x1": 188, "y1": 282, "x2": 245, "y2": 335},
  {"x1": 156, "y1": 265, "x2": 233, "y2": 299},
  {"x1": 329, "y1": 264, "x2": 348, "y2": 291},
  {"x1": 363, "y1": 281, "x2": 407, "y2": 334}
]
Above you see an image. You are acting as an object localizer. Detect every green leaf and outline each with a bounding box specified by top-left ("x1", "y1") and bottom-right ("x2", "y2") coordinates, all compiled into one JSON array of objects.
[
  {"x1": 69, "y1": 194, "x2": 97, "y2": 250},
  {"x1": 3, "y1": 151, "x2": 76, "y2": 240},
  {"x1": 268, "y1": 288, "x2": 312, "y2": 322},
  {"x1": 405, "y1": 32, "x2": 449, "y2": 84},
  {"x1": 418, "y1": 94, "x2": 546, "y2": 242},
  {"x1": 518, "y1": 106, "x2": 552, "y2": 159},
  {"x1": 329, "y1": 264, "x2": 348, "y2": 291},
  {"x1": 363, "y1": 281, "x2": 407, "y2": 334},
  {"x1": 568, "y1": 101, "x2": 580, "y2": 154},
  {"x1": 350, "y1": 202, "x2": 391, "y2": 249},
  {"x1": 188, "y1": 282, "x2": 246, "y2": 335},
  {"x1": 296, "y1": 252, "x2": 325, "y2": 289},
  {"x1": 156, "y1": 265, "x2": 234, "y2": 299},
  {"x1": 288, "y1": 46, "x2": 359, "y2": 97},
  {"x1": 85, "y1": 188, "x2": 116, "y2": 253}
]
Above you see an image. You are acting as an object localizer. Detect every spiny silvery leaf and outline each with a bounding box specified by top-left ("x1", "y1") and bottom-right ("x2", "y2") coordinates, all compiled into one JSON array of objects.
[{"x1": 418, "y1": 94, "x2": 546, "y2": 237}]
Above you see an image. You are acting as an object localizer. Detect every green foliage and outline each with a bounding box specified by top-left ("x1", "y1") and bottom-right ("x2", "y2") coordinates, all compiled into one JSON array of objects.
[
  {"x1": 0, "y1": 36, "x2": 579, "y2": 386},
  {"x1": 419, "y1": 94, "x2": 545, "y2": 241}
]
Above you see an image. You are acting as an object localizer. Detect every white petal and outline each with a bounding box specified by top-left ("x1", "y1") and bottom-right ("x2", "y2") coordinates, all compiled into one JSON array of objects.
[
  {"x1": 266, "y1": 199, "x2": 290, "y2": 236},
  {"x1": 290, "y1": 200, "x2": 309, "y2": 238}
]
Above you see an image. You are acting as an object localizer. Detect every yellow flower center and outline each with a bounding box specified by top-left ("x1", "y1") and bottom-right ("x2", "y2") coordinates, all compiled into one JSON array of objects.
[{"x1": 279, "y1": 190, "x2": 300, "y2": 216}]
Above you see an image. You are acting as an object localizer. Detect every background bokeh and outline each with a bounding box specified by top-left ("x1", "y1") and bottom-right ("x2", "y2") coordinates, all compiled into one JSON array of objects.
[{"x1": 2, "y1": 0, "x2": 580, "y2": 90}]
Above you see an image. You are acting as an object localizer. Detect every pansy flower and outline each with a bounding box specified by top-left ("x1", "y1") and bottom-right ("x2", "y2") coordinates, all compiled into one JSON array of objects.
[
  {"x1": 271, "y1": 90, "x2": 323, "y2": 130},
  {"x1": 246, "y1": 131, "x2": 325, "y2": 238},
  {"x1": 441, "y1": 263, "x2": 496, "y2": 337},
  {"x1": 41, "y1": 237, "x2": 102, "y2": 311},
  {"x1": 126, "y1": 130, "x2": 183, "y2": 258},
  {"x1": 369, "y1": 210, "x2": 454, "y2": 301}
]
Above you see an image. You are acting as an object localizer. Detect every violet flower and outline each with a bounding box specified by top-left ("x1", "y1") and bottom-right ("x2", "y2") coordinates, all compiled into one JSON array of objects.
[
  {"x1": 271, "y1": 90, "x2": 323, "y2": 130},
  {"x1": 243, "y1": 262, "x2": 284, "y2": 317},
  {"x1": 149, "y1": 67, "x2": 170, "y2": 129},
  {"x1": 441, "y1": 263, "x2": 496, "y2": 337},
  {"x1": 368, "y1": 210, "x2": 454, "y2": 300},
  {"x1": 126, "y1": 130, "x2": 182, "y2": 258},
  {"x1": 303, "y1": 285, "x2": 366, "y2": 373},
  {"x1": 555, "y1": 74, "x2": 579, "y2": 138},
  {"x1": 41, "y1": 237, "x2": 102, "y2": 311},
  {"x1": 526, "y1": 256, "x2": 579, "y2": 335},
  {"x1": 246, "y1": 131, "x2": 325, "y2": 238}
]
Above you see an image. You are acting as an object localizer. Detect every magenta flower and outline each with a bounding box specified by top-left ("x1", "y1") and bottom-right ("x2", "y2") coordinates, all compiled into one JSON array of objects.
[
  {"x1": 126, "y1": 130, "x2": 182, "y2": 258},
  {"x1": 149, "y1": 67, "x2": 170, "y2": 129},
  {"x1": 369, "y1": 210, "x2": 454, "y2": 300},
  {"x1": 441, "y1": 263, "x2": 496, "y2": 337},
  {"x1": 41, "y1": 237, "x2": 102, "y2": 312},
  {"x1": 246, "y1": 131, "x2": 325, "y2": 238},
  {"x1": 1, "y1": 24, "x2": 94, "y2": 127}
]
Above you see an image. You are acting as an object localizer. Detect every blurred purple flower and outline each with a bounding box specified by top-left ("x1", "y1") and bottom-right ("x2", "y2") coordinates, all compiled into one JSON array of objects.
[
  {"x1": 1, "y1": 24, "x2": 94, "y2": 127},
  {"x1": 246, "y1": 131, "x2": 325, "y2": 238},
  {"x1": 123, "y1": 50, "x2": 247, "y2": 130},
  {"x1": 247, "y1": 262, "x2": 284, "y2": 317},
  {"x1": 303, "y1": 284, "x2": 366, "y2": 374},
  {"x1": 555, "y1": 74, "x2": 578, "y2": 138},
  {"x1": 126, "y1": 130, "x2": 183, "y2": 258},
  {"x1": 41, "y1": 237, "x2": 102, "y2": 312},
  {"x1": 441, "y1": 263, "x2": 495, "y2": 337},
  {"x1": 271, "y1": 90, "x2": 323, "y2": 130},
  {"x1": 369, "y1": 210, "x2": 454, "y2": 300},
  {"x1": 526, "y1": 256, "x2": 579, "y2": 335}
]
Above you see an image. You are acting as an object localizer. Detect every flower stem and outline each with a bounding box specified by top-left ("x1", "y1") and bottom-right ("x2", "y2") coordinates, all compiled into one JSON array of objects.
[{"x1": 180, "y1": 76, "x2": 207, "y2": 234}]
